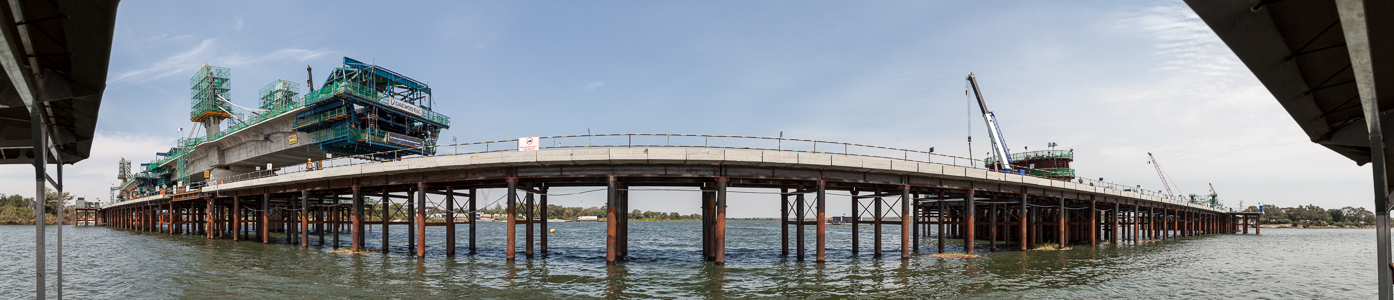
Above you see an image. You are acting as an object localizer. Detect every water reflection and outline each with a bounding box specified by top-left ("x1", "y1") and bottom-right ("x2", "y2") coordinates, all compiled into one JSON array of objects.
[{"x1": 0, "y1": 224, "x2": 1376, "y2": 298}]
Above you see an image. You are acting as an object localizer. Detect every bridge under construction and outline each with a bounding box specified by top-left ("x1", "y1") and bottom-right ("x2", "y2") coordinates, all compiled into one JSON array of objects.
[{"x1": 95, "y1": 59, "x2": 1261, "y2": 264}]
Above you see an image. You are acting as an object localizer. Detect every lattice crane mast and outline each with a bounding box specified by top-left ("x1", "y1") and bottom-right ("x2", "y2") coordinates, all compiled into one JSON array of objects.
[{"x1": 966, "y1": 73, "x2": 1015, "y2": 173}]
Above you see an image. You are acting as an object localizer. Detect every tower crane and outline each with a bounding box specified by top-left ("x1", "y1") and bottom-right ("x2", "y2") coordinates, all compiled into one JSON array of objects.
[
  {"x1": 966, "y1": 73, "x2": 1016, "y2": 173},
  {"x1": 1147, "y1": 152, "x2": 1182, "y2": 198}
]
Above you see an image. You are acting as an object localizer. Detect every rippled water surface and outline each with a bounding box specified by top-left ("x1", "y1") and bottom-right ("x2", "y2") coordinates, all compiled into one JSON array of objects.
[{"x1": 0, "y1": 223, "x2": 1374, "y2": 299}]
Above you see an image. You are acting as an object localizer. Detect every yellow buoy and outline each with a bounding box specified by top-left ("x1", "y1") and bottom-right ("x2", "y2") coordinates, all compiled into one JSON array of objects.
[{"x1": 549, "y1": 229, "x2": 556, "y2": 233}]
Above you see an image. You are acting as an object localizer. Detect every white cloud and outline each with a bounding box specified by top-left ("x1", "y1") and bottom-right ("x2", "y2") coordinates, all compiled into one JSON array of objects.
[
  {"x1": 0, "y1": 132, "x2": 174, "y2": 205},
  {"x1": 107, "y1": 38, "x2": 216, "y2": 84},
  {"x1": 582, "y1": 81, "x2": 605, "y2": 91},
  {"x1": 107, "y1": 38, "x2": 331, "y2": 85},
  {"x1": 235, "y1": 16, "x2": 244, "y2": 30}
]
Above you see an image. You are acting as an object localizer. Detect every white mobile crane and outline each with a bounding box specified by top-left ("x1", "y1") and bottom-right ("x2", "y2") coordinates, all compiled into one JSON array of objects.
[{"x1": 966, "y1": 73, "x2": 1017, "y2": 173}]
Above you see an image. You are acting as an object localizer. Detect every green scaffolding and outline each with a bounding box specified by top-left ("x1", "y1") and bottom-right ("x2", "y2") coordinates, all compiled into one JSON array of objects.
[
  {"x1": 117, "y1": 158, "x2": 130, "y2": 180},
  {"x1": 190, "y1": 64, "x2": 232, "y2": 122},
  {"x1": 1026, "y1": 168, "x2": 1076, "y2": 178},
  {"x1": 259, "y1": 79, "x2": 301, "y2": 110}
]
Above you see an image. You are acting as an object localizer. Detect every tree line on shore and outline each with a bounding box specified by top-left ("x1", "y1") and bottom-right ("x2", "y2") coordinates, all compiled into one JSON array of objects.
[
  {"x1": 1249, "y1": 204, "x2": 1377, "y2": 227},
  {"x1": 0, "y1": 189, "x2": 76, "y2": 225}
]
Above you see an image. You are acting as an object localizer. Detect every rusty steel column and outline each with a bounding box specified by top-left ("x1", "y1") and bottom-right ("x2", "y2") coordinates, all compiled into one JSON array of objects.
[
  {"x1": 715, "y1": 177, "x2": 728, "y2": 265},
  {"x1": 1242, "y1": 214, "x2": 1248, "y2": 234},
  {"x1": 939, "y1": 192, "x2": 947, "y2": 253},
  {"x1": 446, "y1": 186, "x2": 455, "y2": 256},
  {"x1": 417, "y1": 182, "x2": 427, "y2": 257},
  {"x1": 606, "y1": 176, "x2": 618, "y2": 264},
  {"x1": 781, "y1": 187, "x2": 789, "y2": 257},
  {"x1": 525, "y1": 186, "x2": 535, "y2": 258},
  {"x1": 796, "y1": 189, "x2": 806, "y2": 260},
  {"x1": 964, "y1": 189, "x2": 975, "y2": 254},
  {"x1": 989, "y1": 202, "x2": 997, "y2": 251},
  {"x1": 206, "y1": 198, "x2": 214, "y2": 239},
  {"x1": 912, "y1": 194, "x2": 920, "y2": 253},
  {"x1": 874, "y1": 190, "x2": 883, "y2": 257},
  {"x1": 381, "y1": 192, "x2": 390, "y2": 254},
  {"x1": 816, "y1": 180, "x2": 827, "y2": 263},
  {"x1": 1019, "y1": 193, "x2": 1028, "y2": 251},
  {"x1": 1111, "y1": 202, "x2": 1120, "y2": 245},
  {"x1": 901, "y1": 185, "x2": 911, "y2": 259},
  {"x1": 851, "y1": 189, "x2": 860, "y2": 255},
  {"x1": 507, "y1": 178, "x2": 518, "y2": 260},
  {"x1": 619, "y1": 182, "x2": 630, "y2": 258},
  {"x1": 701, "y1": 183, "x2": 712, "y2": 260},
  {"x1": 352, "y1": 188, "x2": 362, "y2": 251},
  {"x1": 469, "y1": 188, "x2": 477, "y2": 254},
  {"x1": 1089, "y1": 200, "x2": 1097, "y2": 246},
  {"x1": 539, "y1": 184, "x2": 548, "y2": 255},
  {"x1": 1255, "y1": 213, "x2": 1261, "y2": 235},
  {"x1": 407, "y1": 188, "x2": 415, "y2": 253},
  {"x1": 1058, "y1": 197, "x2": 1065, "y2": 247},
  {"x1": 233, "y1": 196, "x2": 240, "y2": 242},
  {"x1": 263, "y1": 194, "x2": 271, "y2": 244},
  {"x1": 1132, "y1": 205, "x2": 1139, "y2": 244},
  {"x1": 331, "y1": 197, "x2": 340, "y2": 249},
  {"x1": 301, "y1": 191, "x2": 310, "y2": 248}
]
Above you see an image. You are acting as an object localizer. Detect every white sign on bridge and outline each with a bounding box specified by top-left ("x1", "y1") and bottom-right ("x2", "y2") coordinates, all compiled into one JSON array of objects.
[{"x1": 518, "y1": 136, "x2": 540, "y2": 152}]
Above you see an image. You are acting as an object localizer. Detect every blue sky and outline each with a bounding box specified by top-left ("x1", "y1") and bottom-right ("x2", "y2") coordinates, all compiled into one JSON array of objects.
[{"x1": 0, "y1": 1, "x2": 1373, "y2": 217}]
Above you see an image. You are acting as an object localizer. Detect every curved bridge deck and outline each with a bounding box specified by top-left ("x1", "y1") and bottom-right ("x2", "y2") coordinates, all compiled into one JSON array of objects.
[{"x1": 99, "y1": 147, "x2": 1242, "y2": 263}]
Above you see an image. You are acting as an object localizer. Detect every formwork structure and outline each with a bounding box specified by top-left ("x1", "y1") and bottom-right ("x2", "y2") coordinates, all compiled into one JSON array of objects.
[
  {"x1": 115, "y1": 58, "x2": 452, "y2": 202},
  {"x1": 296, "y1": 57, "x2": 449, "y2": 159},
  {"x1": 986, "y1": 149, "x2": 1075, "y2": 180}
]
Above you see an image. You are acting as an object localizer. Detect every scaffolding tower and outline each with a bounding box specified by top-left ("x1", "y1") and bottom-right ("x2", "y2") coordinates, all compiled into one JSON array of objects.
[
  {"x1": 190, "y1": 64, "x2": 232, "y2": 123},
  {"x1": 116, "y1": 158, "x2": 130, "y2": 181},
  {"x1": 259, "y1": 79, "x2": 300, "y2": 110}
]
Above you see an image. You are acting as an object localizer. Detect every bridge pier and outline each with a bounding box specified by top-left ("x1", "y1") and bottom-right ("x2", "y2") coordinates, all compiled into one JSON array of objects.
[
  {"x1": 233, "y1": 196, "x2": 240, "y2": 242},
  {"x1": 508, "y1": 178, "x2": 518, "y2": 261},
  {"x1": 407, "y1": 187, "x2": 415, "y2": 254},
  {"x1": 417, "y1": 182, "x2": 427, "y2": 257},
  {"x1": 850, "y1": 189, "x2": 860, "y2": 255},
  {"x1": 264, "y1": 194, "x2": 271, "y2": 244},
  {"x1": 816, "y1": 181, "x2": 826, "y2": 263},
  {"x1": 300, "y1": 191, "x2": 309, "y2": 248},
  {"x1": 937, "y1": 192, "x2": 946, "y2": 253},
  {"x1": 469, "y1": 188, "x2": 477, "y2": 254},
  {"x1": 525, "y1": 185, "x2": 535, "y2": 258},
  {"x1": 1019, "y1": 193, "x2": 1028, "y2": 251},
  {"x1": 911, "y1": 193, "x2": 919, "y2": 254},
  {"x1": 796, "y1": 188, "x2": 806, "y2": 260},
  {"x1": 540, "y1": 184, "x2": 549, "y2": 255},
  {"x1": 351, "y1": 188, "x2": 361, "y2": 251},
  {"x1": 965, "y1": 189, "x2": 976, "y2": 254},
  {"x1": 781, "y1": 187, "x2": 789, "y2": 257},
  {"x1": 381, "y1": 190, "x2": 390, "y2": 254},
  {"x1": 445, "y1": 186, "x2": 455, "y2": 256}
]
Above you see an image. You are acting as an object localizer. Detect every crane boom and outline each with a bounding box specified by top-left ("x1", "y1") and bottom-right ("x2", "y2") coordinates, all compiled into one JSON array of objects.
[
  {"x1": 966, "y1": 73, "x2": 1014, "y2": 172},
  {"x1": 1147, "y1": 152, "x2": 1182, "y2": 198}
]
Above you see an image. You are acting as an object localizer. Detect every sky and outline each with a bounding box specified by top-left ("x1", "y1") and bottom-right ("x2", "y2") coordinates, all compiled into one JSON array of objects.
[{"x1": 0, "y1": 0, "x2": 1374, "y2": 217}]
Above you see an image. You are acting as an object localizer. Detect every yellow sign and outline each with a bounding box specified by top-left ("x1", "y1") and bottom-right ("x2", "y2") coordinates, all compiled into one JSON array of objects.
[
  {"x1": 203, "y1": 170, "x2": 210, "y2": 178},
  {"x1": 288, "y1": 134, "x2": 298, "y2": 145}
]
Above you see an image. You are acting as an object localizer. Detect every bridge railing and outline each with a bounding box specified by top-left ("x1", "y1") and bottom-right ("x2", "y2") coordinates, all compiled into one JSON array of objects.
[{"x1": 203, "y1": 133, "x2": 1217, "y2": 210}]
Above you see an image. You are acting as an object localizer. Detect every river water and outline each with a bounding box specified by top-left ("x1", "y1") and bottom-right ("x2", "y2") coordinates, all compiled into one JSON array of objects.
[{"x1": 0, "y1": 222, "x2": 1374, "y2": 299}]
